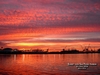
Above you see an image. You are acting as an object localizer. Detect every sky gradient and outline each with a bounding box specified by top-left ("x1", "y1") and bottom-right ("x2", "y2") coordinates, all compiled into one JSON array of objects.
[{"x1": 0, "y1": 0, "x2": 100, "y2": 51}]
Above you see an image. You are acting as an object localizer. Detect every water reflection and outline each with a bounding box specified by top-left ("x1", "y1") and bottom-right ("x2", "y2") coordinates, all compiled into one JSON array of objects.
[
  {"x1": 0, "y1": 54, "x2": 100, "y2": 75},
  {"x1": 14, "y1": 54, "x2": 16, "y2": 60}
]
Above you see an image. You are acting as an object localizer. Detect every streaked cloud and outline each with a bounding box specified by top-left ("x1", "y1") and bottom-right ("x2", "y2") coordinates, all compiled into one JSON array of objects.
[{"x1": 0, "y1": 0, "x2": 100, "y2": 50}]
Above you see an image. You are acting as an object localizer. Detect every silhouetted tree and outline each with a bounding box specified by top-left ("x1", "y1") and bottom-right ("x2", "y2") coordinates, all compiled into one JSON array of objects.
[
  {"x1": 97, "y1": 49, "x2": 100, "y2": 53},
  {"x1": 3, "y1": 48, "x2": 13, "y2": 52}
]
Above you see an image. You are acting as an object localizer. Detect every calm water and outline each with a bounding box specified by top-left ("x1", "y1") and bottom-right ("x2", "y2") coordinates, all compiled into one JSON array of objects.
[{"x1": 0, "y1": 54, "x2": 100, "y2": 75}]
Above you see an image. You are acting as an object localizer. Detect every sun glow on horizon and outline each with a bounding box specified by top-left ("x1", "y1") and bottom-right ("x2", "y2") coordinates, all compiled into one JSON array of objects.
[{"x1": 8, "y1": 42, "x2": 56, "y2": 47}]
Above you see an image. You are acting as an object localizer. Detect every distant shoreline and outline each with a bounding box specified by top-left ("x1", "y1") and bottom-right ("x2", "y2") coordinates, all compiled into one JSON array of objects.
[
  {"x1": 0, "y1": 52, "x2": 100, "y2": 54},
  {"x1": 0, "y1": 47, "x2": 100, "y2": 54}
]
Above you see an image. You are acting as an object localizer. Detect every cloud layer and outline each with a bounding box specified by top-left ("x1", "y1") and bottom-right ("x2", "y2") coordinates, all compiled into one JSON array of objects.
[{"x1": 0, "y1": 0, "x2": 100, "y2": 50}]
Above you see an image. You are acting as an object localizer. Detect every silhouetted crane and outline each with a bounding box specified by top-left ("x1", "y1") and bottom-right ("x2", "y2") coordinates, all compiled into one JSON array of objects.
[
  {"x1": 62, "y1": 45, "x2": 67, "y2": 51},
  {"x1": 82, "y1": 44, "x2": 90, "y2": 52}
]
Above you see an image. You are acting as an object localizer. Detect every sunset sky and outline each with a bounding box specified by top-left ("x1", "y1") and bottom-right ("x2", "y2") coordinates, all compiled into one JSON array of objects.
[{"x1": 0, "y1": 0, "x2": 100, "y2": 51}]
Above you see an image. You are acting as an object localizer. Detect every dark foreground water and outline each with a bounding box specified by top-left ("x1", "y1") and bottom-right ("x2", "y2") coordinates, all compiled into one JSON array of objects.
[{"x1": 0, "y1": 54, "x2": 100, "y2": 75}]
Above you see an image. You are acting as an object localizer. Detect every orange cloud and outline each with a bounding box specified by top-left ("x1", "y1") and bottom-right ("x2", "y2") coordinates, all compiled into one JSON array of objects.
[{"x1": 0, "y1": 0, "x2": 100, "y2": 51}]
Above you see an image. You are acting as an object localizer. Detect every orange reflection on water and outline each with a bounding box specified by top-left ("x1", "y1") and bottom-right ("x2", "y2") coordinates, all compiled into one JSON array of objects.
[{"x1": 0, "y1": 54, "x2": 100, "y2": 75}]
